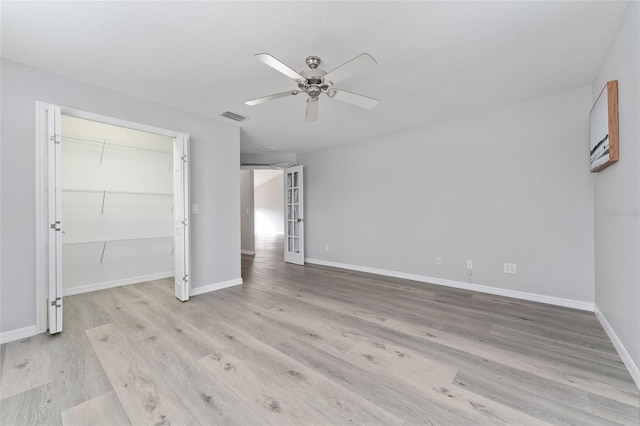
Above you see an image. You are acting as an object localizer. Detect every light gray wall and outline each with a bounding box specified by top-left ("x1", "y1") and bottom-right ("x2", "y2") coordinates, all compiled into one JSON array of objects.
[
  {"x1": 240, "y1": 170, "x2": 254, "y2": 252},
  {"x1": 299, "y1": 86, "x2": 595, "y2": 303},
  {"x1": 592, "y1": 2, "x2": 640, "y2": 372},
  {"x1": 0, "y1": 59, "x2": 241, "y2": 333},
  {"x1": 254, "y1": 171, "x2": 284, "y2": 235}
]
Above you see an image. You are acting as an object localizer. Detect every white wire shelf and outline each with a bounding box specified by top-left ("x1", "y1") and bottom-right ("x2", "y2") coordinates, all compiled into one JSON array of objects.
[
  {"x1": 63, "y1": 236, "x2": 173, "y2": 247},
  {"x1": 63, "y1": 236, "x2": 174, "y2": 263},
  {"x1": 61, "y1": 133, "x2": 172, "y2": 155},
  {"x1": 62, "y1": 189, "x2": 172, "y2": 197}
]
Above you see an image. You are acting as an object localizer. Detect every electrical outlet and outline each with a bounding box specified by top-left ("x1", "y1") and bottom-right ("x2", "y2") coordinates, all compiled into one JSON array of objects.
[
  {"x1": 467, "y1": 260, "x2": 473, "y2": 269},
  {"x1": 504, "y1": 263, "x2": 517, "y2": 274},
  {"x1": 324, "y1": 244, "x2": 330, "y2": 252},
  {"x1": 436, "y1": 256, "x2": 442, "y2": 265}
]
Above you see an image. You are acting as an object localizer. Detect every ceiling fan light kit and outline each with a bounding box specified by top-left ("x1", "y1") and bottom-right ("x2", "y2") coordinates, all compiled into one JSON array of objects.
[{"x1": 246, "y1": 53, "x2": 378, "y2": 122}]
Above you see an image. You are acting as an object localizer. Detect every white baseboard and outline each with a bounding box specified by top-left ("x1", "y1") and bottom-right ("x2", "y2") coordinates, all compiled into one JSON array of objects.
[
  {"x1": 0, "y1": 325, "x2": 39, "y2": 345},
  {"x1": 241, "y1": 250, "x2": 255, "y2": 255},
  {"x1": 305, "y1": 258, "x2": 594, "y2": 312},
  {"x1": 190, "y1": 278, "x2": 243, "y2": 296},
  {"x1": 63, "y1": 272, "x2": 174, "y2": 296},
  {"x1": 594, "y1": 305, "x2": 640, "y2": 390}
]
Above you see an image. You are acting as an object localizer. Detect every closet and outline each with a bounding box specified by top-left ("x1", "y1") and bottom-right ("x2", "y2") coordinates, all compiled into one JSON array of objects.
[{"x1": 60, "y1": 115, "x2": 175, "y2": 295}]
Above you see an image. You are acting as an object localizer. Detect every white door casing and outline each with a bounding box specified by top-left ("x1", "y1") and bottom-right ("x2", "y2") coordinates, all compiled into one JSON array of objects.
[
  {"x1": 173, "y1": 134, "x2": 191, "y2": 301},
  {"x1": 284, "y1": 165, "x2": 304, "y2": 265},
  {"x1": 36, "y1": 102, "x2": 193, "y2": 335},
  {"x1": 47, "y1": 105, "x2": 63, "y2": 334}
]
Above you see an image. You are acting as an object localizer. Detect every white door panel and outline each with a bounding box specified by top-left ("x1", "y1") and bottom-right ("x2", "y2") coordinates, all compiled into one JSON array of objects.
[
  {"x1": 47, "y1": 105, "x2": 63, "y2": 333},
  {"x1": 284, "y1": 165, "x2": 304, "y2": 265},
  {"x1": 174, "y1": 135, "x2": 191, "y2": 300}
]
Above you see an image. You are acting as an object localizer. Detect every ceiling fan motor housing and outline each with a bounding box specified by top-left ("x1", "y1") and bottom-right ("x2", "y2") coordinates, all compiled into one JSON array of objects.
[{"x1": 299, "y1": 67, "x2": 329, "y2": 98}]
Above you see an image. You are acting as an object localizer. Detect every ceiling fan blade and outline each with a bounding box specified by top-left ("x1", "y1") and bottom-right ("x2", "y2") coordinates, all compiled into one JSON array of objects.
[
  {"x1": 245, "y1": 90, "x2": 299, "y2": 106},
  {"x1": 305, "y1": 98, "x2": 318, "y2": 123},
  {"x1": 255, "y1": 53, "x2": 305, "y2": 80},
  {"x1": 328, "y1": 89, "x2": 378, "y2": 110},
  {"x1": 324, "y1": 53, "x2": 377, "y2": 84}
]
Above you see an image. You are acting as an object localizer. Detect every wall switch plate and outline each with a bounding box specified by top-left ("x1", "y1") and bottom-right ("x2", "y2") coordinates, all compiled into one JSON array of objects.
[
  {"x1": 192, "y1": 204, "x2": 199, "y2": 214},
  {"x1": 324, "y1": 244, "x2": 330, "y2": 252},
  {"x1": 436, "y1": 256, "x2": 442, "y2": 265},
  {"x1": 467, "y1": 260, "x2": 473, "y2": 269},
  {"x1": 504, "y1": 263, "x2": 517, "y2": 274}
]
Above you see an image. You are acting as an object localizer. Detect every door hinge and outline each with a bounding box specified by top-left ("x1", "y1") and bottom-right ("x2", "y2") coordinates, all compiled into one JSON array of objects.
[
  {"x1": 181, "y1": 155, "x2": 187, "y2": 162},
  {"x1": 183, "y1": 275, "x2": 188, "y2": 282},
  {"x1": 50, "y1": 221, "x2": 61, "y2": 231},
  {"x1": 50, "y1": 297, "x2": 62, "y2": 307},
  {"x1": 181, "y1": 219, "x2": 187, "y2": 225},
  {"x1": 49, "y1": 134, "x2": 61, "y2": 144}
]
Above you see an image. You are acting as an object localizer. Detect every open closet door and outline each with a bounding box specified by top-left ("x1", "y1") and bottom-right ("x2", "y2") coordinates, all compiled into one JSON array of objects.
[
  {"x1": 47, "y1": 105, "x2": 63, "y2": 333},
  {"x1": 174, "y1": 134, "x2": 191, "y2": 301},
  {"x1": 284, "y1": 165, "x2": 304, "y2": 265}
]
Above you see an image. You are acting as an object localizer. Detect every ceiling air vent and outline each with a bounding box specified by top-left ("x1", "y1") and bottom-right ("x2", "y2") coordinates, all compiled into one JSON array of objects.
[{"x1": 221, "y1": 111, "x2": 247, "y2": 122}]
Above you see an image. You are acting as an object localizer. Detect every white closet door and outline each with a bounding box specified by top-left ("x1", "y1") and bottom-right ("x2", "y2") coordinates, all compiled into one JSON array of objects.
[
  {"x1": 47, "y1": 105, "x2": 63, "y2": 333},
  {"x1": 173, "y1": 134, "x2": 191, "y2": 301},
  {"x1": 284, "y1": 165, "x2": 304, "y2": 265}
]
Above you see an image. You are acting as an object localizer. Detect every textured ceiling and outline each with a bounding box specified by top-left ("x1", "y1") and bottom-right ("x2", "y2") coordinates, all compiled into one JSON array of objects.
[{"x1": 1, "y1": 1, "x2": 628, "y2": 154}]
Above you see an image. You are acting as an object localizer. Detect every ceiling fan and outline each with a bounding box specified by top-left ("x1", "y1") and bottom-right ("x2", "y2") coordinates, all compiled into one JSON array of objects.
[{"x1": 245, "y1": 53, "x2": 379, "y2": 122}]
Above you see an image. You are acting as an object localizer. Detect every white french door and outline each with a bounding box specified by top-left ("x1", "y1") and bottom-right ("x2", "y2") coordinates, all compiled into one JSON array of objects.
[
  {"x1": 47, "y1": 105, "x2": 63, "y2": 334},
  {"x1": 284, "y1": 165, "x2": 304, "y2": 265},
  {"x1": 173, "y1": 135, "x2": 191, "y2": 301}
]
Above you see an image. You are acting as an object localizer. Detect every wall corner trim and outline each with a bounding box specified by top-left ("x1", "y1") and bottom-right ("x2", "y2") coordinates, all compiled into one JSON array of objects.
[
  {"x1": 304, "y1": 258, "x2": 595, "y2": 311},
  {"x1": 0, "y1": 325, "x2": 39, "y2": 345},
  {"x1": 594, "y1": 305, "x2": 640, "y2": 390},
  {"x1": 190, "y1": 278, "x2": 243, "y2": 296}
]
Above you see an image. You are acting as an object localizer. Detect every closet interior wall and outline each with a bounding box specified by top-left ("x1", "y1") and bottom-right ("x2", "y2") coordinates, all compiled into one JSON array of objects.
[{"x1": 61, "y1": 115, "x2": 175, "y2": 295}]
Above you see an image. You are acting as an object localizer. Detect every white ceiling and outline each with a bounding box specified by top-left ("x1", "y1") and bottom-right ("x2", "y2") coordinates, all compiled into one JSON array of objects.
[{"x1": 1, "y1": 1, "x2": 628, "y2": 154}]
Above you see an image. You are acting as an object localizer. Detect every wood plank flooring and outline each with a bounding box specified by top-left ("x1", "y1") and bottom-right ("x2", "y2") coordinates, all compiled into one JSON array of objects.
[{"x1": 1, "y1": 235, "x2": 638, "y2": 425}]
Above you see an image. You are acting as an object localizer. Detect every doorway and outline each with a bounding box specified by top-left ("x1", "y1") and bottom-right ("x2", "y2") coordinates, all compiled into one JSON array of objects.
[
  {"x1": 239, "y1": 165, "x2": 304, "y2": 266},
  {"x1": 254, "y1": 170, "x2": 284, "y2": 237},
  {"x1": 254, "y1": 169, "x2": 284, "y2": 260},
  {"x1": 240, "y1": 169, "x2": 284, "y2": 257},
  {"x1": 60, "y1": 115, "x2": 175, "y2": 295},
  {"x1": 36, "y1": 103, "x2": 191, "y2": 334}
]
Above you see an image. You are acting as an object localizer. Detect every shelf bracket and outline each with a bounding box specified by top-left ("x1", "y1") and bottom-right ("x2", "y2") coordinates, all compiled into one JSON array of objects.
[
  {"x1": 101, "y1": 190, "x2": 106, "y2": 214},
  {"x1": 99, "y1": 138, "x2": 107, "y2": 164}
]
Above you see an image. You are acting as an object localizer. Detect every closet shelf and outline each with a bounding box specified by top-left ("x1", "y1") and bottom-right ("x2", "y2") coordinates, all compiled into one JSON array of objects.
[
  {"x1": 63, "y1": 189, "x2": 173, "y2": 213},
  {"x1": 63, "y1": 236, "x2": 173, "y2": 247},
  {"x1": 63, "y1": 236, "x2": 173, "y2": 264},
  {"x1": 63, "y1": 189, "x2": 172, "y2": 197},
  {"x1": 62, "y1": 134, "x2": 172, "y2": 155}
]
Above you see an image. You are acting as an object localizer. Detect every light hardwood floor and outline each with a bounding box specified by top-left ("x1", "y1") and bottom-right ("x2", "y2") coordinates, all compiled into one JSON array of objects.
[{"x1": 1, "y1": 235, "x2": 639, "y2": 425}]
